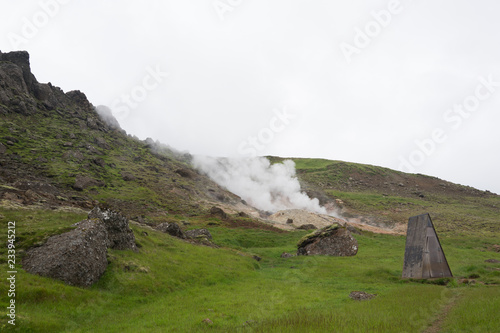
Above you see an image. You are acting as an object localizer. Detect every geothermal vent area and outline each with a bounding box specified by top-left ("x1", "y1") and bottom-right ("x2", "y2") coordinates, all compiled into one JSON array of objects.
[{"x1": 193, "y1": 156, "x2": 405, "y2": 235}]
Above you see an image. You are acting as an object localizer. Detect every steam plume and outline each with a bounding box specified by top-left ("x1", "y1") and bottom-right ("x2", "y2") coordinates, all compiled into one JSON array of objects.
[{"x1": 193, "y1": 156, "x2": 327, "y2": 214}]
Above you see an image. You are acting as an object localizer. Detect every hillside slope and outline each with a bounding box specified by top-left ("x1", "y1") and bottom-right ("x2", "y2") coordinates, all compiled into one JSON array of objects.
[
  {"x1": 0, "y1": 50, "x2": 253, "y2": 225},
  {"x1": 269, "y1": 157, "x2": 500, "y2": 236}
]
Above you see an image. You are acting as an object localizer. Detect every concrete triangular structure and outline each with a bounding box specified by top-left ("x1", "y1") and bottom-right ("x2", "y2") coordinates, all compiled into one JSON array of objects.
[{"x1": 402, "y1": 213, "x2": 452, "y2": 279}]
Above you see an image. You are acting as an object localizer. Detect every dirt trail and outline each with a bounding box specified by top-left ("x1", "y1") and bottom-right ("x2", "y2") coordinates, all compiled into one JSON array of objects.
[{"x1": 423, "y1": 294, "x2": 461, "y2": 333}]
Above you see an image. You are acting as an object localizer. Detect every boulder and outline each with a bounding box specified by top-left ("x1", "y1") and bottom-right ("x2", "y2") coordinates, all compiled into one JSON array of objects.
[
  {"x1": 297, "y1": 224, "x2": 358, "y2": 256},
  {"x1": 22, "y1": 219, "x2": 109, "y2": 287},
  {"x1": 175, "y1": 168, "x2": 197, "y2": 179},
  {"x1": 210, "y1": 206, "x2": 227, "y2": 220},
  {"x1": 185, "y1": 228, "x2": 212, "y2": 240},
  {"x1": 156, "y1": 222, "x2": 185, "y2": 239},
  {"x1": 121, "y1": 172, "x2": 136, "y2": 181},
  {"x1": 280, "y1": 252, "x2": 293, "y2": 258},
  {"x1": 88, "y1": 206, "x2": 137, "y2": 251}
]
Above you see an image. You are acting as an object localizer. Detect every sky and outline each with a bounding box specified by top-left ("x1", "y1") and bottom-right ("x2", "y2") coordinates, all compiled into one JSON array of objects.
[{"x1": 1, "y1": 0, "x2": 499, "y2": 194}]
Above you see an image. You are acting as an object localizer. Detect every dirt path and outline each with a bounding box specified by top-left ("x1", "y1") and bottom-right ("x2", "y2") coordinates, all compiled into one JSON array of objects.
[{"x1": 423, "y1": 294, "x2": 461, "y2": 333}]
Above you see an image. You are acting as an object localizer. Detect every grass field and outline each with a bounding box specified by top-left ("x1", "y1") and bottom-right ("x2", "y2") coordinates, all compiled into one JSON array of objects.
[{"x1": 1, "y1": 207, "x2": 499, "y2": 332}]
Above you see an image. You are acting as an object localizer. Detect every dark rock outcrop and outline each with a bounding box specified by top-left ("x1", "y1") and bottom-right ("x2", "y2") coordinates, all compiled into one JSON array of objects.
[
  {"x1": 297, "y1": 224, "x2": 317, "y2": 230},
  {"x1": 210, "y1": 206, "x2": 227, "y2": 220},
  {"x1": 297, "y1": 224, "x2": 358, "y2": 256},
  {"x1": 156, "y1": 222, "x2": 185, "y2": 239},
  {"x1": 185, "y1": 228, "x2": 212, "y2": 240},
  {"x1": 73, "y1": 175, "x2": 105, "y2": 191},
  {"x1": 22, "y1": 219, "x2": 109, "y2": 287},
  {"x1": 485, "y1": 259, "x2": 500, "y2": 264},
  {"x1": 88, "y1": 206, "x2": 137, "y2": 251}
]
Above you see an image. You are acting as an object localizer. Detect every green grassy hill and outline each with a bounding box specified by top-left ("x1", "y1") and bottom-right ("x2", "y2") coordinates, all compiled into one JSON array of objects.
[{"x1": 269, "y1": 157, "x2": 500, "y2": 237}]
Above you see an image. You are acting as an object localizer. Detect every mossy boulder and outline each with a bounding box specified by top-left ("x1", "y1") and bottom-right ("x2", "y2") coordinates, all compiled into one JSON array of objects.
[{"x1": 297, "y1": 224, "x2": 358, "y2": 256}]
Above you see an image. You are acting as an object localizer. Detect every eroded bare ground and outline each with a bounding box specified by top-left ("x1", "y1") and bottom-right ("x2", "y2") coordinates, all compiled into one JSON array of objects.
[
  {"x1": 210, "y1": 196, "x2": 407, "y2": 235},
  {"x1": 263, "y1": 208, "x2": 406, "y2": 235}
]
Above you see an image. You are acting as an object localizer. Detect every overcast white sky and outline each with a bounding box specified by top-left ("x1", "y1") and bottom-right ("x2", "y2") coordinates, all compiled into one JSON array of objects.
[{"x1": 1, "y1": 0, "x2": 499, "y2": 194}]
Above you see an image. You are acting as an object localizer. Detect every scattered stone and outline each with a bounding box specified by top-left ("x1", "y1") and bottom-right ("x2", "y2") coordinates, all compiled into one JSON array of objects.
[
  {"x1": 142, "y1": 231, "x2": 149, "y2": 237},
  {"x1": 280, "y1": 252, "x2": 293, "y2": 258},
  {"x1": 297, "y1": 224, "x2": 358, "y2": 257},
  {"x1": 63, "y1": 142, "x2": 73, "y2": 147},
  {"x1": 238, "y1": 212, "x2": 249, "y2": 218},
  {"x1": 62, "y1": 150, "x2": 84, "y2": 161},
  {"x1": 491, "y1": 245, "x2": 500, "y2": 253},
  {"x1": 121, "y1": 172, "x2": 136, "y2": 181},
  {"x1": 73, "y1": 175, "x2": 105, "y2": 191},
  {"x1": 485, "y1": 259, "x2": 500, "y2": 264},
  {"x1": 93, "y1": 158, "x2": 106, "y2": 167},
  {"x1": 253, "y1": 255, "x2": 262, "y2": 261},
  {"x1": 156, "y1": 222, "x2": 185, "y2": 239},
  {"x1": 202, "y1": 318, "x2": 213, "y2": 325},
  {"x1": 185, "y1": 228, "x2": 212, "y2": 240},
  {"x1": 88, "y1": 206, "x2": 137, "y2": 251},
  {"x1": 23, "y1": 219, "x2": 109, "y2": 287},
  {"x1": 286, "y1": 218, "x2": 294, "y2": 224},
  {"x1": 297, "y1": 224, "x2": 317, "y2": 230},
  {"x1": 181, "y1": 220, "x2": 190, "y2": 226},
  {"x1": 0, "y1": 142, "x2": 6, "y2": 153},
  {"x1": 210, "y1": 206, "x2": 227, "y2": 220},
  {"x1": 175, "y1": 168, "x2": 196, "y2": 179},
  {"x1": 349, "y1": 291, "x2": 377, "y2": 301}
]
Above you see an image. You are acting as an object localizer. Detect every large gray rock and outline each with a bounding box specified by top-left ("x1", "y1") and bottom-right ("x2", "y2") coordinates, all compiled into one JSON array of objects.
[
  {"x1": 22, "y1": 219, "x2": 110, "y2": 287},
  {"x1": 156, "y1": 222, "x2": 185, "y2": 239},
  {"x1": 23, "y1": 206, "x2": 137, "y2": 287},
  {"x1": 185, "y1": 228, "x2": 212, "y2": 240},
  {"x1": 297, "y1": 224, "x2": 358, "y2": 256},
  {"x1": 88, "y1": 206, "x2": 137, "y2": 251}
]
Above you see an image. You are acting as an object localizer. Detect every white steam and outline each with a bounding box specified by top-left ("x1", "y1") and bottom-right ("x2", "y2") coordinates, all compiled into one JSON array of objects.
[{"x1": 193, "y1": 156, "x2": 327, "y2": 214}]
